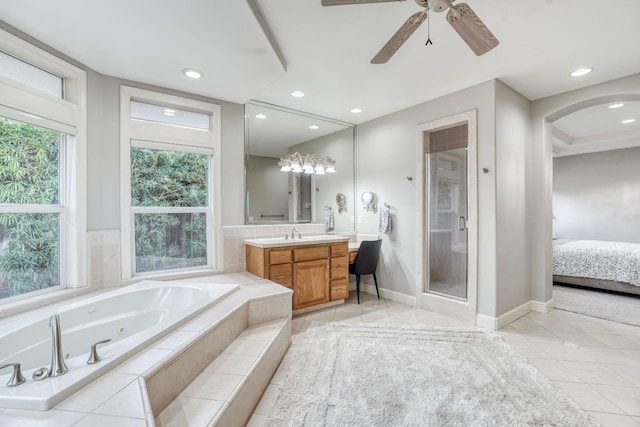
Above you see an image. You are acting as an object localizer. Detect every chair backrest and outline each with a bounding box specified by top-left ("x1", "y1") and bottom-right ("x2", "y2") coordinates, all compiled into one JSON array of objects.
[{"x1": 352, "y1": 239, "x2": 382, "y2": 275}]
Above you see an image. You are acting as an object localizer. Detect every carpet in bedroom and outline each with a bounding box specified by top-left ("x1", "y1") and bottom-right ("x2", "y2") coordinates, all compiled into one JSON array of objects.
[
  {"x1": 265, "y1": 322, "x2": 598, "y2": 427},
  {"x1": 553, "y1": 284, "x2": 640, "y2": 327}
]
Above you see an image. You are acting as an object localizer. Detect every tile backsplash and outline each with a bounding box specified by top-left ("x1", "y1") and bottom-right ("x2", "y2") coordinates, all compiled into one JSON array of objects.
[{"x1": 221, "y1": 224, "x2": 327, "y2": 273}]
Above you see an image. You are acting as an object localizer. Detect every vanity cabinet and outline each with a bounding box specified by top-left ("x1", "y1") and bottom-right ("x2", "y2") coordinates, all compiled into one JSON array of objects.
[{"x1": 246, "y1": 240, "x2": 349, "y2": 311}]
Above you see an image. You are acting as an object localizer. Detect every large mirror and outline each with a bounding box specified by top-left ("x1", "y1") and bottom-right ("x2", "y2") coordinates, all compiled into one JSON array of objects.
[{"x1": 245, "y1": 101, "x2": 355, "y2": 233}]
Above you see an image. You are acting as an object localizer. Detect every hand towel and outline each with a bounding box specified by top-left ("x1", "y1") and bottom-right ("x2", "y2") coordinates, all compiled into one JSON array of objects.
[
  {"x1": 324, "y1": 207, "x2": 335, "y2": 231},
  {"x1": 378, "y1": 204, "x2": 391, "y2": 234}
]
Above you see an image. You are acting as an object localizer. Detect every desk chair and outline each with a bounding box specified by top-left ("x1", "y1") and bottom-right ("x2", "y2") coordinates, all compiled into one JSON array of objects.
[{"x1": 349, "y1": 239, "x2": 382, "y2": 304}]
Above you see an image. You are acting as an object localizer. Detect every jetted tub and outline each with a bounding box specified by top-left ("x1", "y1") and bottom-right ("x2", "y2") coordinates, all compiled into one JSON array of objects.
[{"x1": 0, "y1": 280, "x2": 238, "y2": 410}]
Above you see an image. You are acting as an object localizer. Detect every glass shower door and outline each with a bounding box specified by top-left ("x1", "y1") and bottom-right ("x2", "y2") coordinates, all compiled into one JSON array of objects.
[{"x1": 427, "y1": 147, "x2": 468, "y2": 300}]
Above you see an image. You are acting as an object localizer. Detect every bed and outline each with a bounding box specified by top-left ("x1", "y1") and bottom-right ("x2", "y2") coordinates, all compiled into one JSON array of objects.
[{"x1": 553, "y1": 239, "x2": 640, "y2": 296}]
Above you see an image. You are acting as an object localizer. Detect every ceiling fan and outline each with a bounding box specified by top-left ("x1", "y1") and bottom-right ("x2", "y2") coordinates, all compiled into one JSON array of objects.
[{"x1": 321, "y1": 0, "x2": 499, "y2": 64}]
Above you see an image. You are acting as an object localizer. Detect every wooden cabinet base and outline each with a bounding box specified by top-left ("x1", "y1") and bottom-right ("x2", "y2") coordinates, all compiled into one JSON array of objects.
[{"x1": 246, "y1": 241, "x2": 349, "y2": 311}]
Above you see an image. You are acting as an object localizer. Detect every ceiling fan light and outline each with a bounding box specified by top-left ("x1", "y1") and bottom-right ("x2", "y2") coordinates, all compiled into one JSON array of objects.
[
  {"x1": 292, "y1": 165, "x2": 303, "y2": 173},
  {"x1": 325, "y1": 165, "x2": 336, "y2": 173}
]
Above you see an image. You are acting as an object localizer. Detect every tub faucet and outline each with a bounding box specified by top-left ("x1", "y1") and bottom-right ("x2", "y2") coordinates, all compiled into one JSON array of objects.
[{"x1": 48, "y1": 314, "x2": 68, "y2": 377}]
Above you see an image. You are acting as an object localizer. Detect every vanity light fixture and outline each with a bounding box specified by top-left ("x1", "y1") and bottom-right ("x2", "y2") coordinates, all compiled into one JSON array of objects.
[
  {"x1": 309, "y1": 125, "x2": 319, "y2": 130},
  {"x1": 255, "y1": 113, "x2": 267, "y2": 119},
  {"x1": 291, "y1": 91, "x2": 305, "y2": 98},
  {"x1": 622, "y1": 119, "x2": 636, "y2": 124},
  {"x1": 278, "y1": 152, "x2": 336, "y2": 175},
  {"x1": 609, "y1": 103, "x2": 624, "y2": 109},
  {"x1": 569, "y1": 67, "x2": 592, "y2": 77},
  {"x1": 182, "y1": 68, "x2": 204, "y2": 79},
  {"x1": 350, "y1": 108, "x2": 362, "y2": 114}
]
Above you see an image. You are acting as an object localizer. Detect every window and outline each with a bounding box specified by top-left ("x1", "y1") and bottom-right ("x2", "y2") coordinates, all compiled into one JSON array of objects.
[
  {"x1": 121, "y1": 87, "x2": 221, "y2": 279},
  {"x1": 0, "y1": 28, "x2": 87, "y2": 302}
]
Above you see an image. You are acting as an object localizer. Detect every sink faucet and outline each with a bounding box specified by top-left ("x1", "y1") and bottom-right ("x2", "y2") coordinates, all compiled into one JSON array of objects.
[
  {"x1": 290, "y1": 227, "x2": 302, "y2": 239},
  {"x1": 48, "y1": 314, "x2": 68, "y2": 377}
]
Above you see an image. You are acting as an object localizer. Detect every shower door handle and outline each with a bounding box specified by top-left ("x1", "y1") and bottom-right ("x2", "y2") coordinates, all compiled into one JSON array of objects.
[{"x1": 458, "y1": 216, "x2": 466, "y2": 231}]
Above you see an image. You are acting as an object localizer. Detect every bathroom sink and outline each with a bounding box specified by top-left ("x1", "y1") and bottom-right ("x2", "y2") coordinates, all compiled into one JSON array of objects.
[{"x1": 245, "y1": 235, "x2": 349, "y2": 248}]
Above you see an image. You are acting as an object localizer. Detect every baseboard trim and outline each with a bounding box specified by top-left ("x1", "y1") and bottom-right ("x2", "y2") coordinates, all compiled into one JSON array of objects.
[
  {"x1": 350, "y1": 280, "x2": 417, "y2": 307},
  {"x1": 476, "y1": 300, "x2": 533, "y2": 331},
  {"x1": 531, "y1": 297, "x2": 554, "y2": 313}
]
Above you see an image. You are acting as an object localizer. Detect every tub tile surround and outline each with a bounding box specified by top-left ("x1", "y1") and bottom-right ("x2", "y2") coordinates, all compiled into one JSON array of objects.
[
  {"x1": 87, "y1": 229, "x2": 121, "y2": 288},
  {"x1": 0, "y1": 272, "x2": 292, "y2": 426},
  {"x1": 84, "y1": 225, "x2": 330, "y2": 289}
]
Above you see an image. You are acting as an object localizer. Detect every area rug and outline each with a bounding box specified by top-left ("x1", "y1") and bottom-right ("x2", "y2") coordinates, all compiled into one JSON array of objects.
[
  {"x1": 554, "y1": 284, "x2": 640, "y2": 327},
  {"x1": 265, "y1": 323, "x2": 598, "y2": 427}
]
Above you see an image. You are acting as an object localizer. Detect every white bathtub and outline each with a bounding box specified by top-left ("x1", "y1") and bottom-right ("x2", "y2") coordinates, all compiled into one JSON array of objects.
[{"x1": 0, "y1": 280, "x2": 238, "y2": 410}]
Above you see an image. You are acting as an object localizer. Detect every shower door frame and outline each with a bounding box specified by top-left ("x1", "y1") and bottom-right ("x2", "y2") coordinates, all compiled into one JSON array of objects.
[{"x1": 416, "y1": 110, "x2": 478, "y2": 323}]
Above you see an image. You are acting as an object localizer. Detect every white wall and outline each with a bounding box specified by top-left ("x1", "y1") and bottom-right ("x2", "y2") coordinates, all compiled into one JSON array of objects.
[
  {"x1": 553, "y1": 147, "x2": 640, "y2": 243},
  {"x1": 357, "y1": 80, "x2": 501, "y2": 316},
  {"x1": 495, "y1": 80, "x2": 531, "y2": 315}
]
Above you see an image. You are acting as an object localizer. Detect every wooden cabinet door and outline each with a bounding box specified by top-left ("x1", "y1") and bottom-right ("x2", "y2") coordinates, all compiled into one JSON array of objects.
[{"x1": 293, "y1": 259, "x2": 329, "y2": 309}]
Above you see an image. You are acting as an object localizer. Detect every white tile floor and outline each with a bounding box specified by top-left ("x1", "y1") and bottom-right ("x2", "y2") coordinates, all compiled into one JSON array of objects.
[{"x1": 249, "y1": 291, "x2": 640, "y2": 427}]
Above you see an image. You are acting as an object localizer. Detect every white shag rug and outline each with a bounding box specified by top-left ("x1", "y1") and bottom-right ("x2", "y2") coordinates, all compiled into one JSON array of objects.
[
  {"x1": 553, "y1": 285, "x2": 640, "y2": 327},
  {"x1": 266, "y1": 323, "x2": 599, "y2": 427}
]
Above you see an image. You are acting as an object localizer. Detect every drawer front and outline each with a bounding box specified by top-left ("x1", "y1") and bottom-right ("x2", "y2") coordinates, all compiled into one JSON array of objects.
[
  {"x1": 330, "y1": 278, "x2": 348, "y2": 301},
  {"x1": 330, "y1": 243, "x2": 348, "y2": 258},
  {"x1": 269, "y1": 264, "x2": 292, "y2": 288},
  {"x1": 331, "y1": 257, "x2": 348, "y2": 279},
  {"x1": 269, "y1": 249, "x2": 292, "y2": 265},
  {"x1": 294, "y1": 245, "x2": 329, "y2": 262}
]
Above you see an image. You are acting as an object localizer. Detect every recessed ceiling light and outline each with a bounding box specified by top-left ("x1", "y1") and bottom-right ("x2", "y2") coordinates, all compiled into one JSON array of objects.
[
  {"x1": 163, "y1": 109, "x2": 176, "y2": 116},
  {"x1": 622, "y1": 119, "x2": 636, "y2": 124},
  {"x1": 569, "y1": 68, "x2": 592, "y2": 77},
  {"x1": 309, "y1": 125, "x2": 319, "y2": 130},
  {"x1": 182, "y1": 68, "x2": 204, "y2": 79},
  {"x1": 291, "y1": 91, "x2": 305, "y2": 98},
  {"x1": 350, "y1": 108, "x2": 362, "y2": 114},
  {"x1": 255, "y1": 113, "x2": 267, "y2": 119},
  {"x1": 609, "y1": 103, "x2": 624, "y2": 109}
]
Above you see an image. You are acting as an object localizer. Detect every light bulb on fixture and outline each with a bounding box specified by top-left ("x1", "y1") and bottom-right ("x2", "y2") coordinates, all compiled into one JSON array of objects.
[{"x1": 277, "y1": 152, "x2": 336, "y2": 175}]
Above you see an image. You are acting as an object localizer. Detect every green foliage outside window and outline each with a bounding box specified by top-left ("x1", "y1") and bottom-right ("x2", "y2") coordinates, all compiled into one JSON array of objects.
[
  {"x1": 130, "y1": 147, "x2": 209, "y2": 273},
  {"x1": 0, "y1": 117, "x2": 60, "y2": 298}
]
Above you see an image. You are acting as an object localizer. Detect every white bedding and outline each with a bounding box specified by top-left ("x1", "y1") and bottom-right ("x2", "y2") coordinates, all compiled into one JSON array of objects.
[{"x1": 553, "y1": 240, "x2": 640, "y2": 287}]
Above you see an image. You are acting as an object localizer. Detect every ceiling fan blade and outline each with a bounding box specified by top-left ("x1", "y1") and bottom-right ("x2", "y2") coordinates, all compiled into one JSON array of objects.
[
  {"x1": 446, "y1": 3, "x2": 499, "y2": 56},
  {"x1": 322, "y1": 0, "x2": 405, "y2": 5},
  {"x1": 371, "y1": 11, "x2": 427, "y2": 64}
]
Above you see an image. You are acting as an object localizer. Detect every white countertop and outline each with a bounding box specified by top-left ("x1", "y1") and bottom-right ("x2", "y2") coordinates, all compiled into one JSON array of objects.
[{"x1": 245, "y1": 235, "x2": 349, "y2": 248}]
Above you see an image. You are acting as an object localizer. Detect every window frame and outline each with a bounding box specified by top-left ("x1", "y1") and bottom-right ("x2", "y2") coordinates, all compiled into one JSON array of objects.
[
  {"x1": 0, "y1": 28, "x2": 87, "y2": 302},
  {"x1": 120, "y1": 86, "x2": 222, "y2": 280}
]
